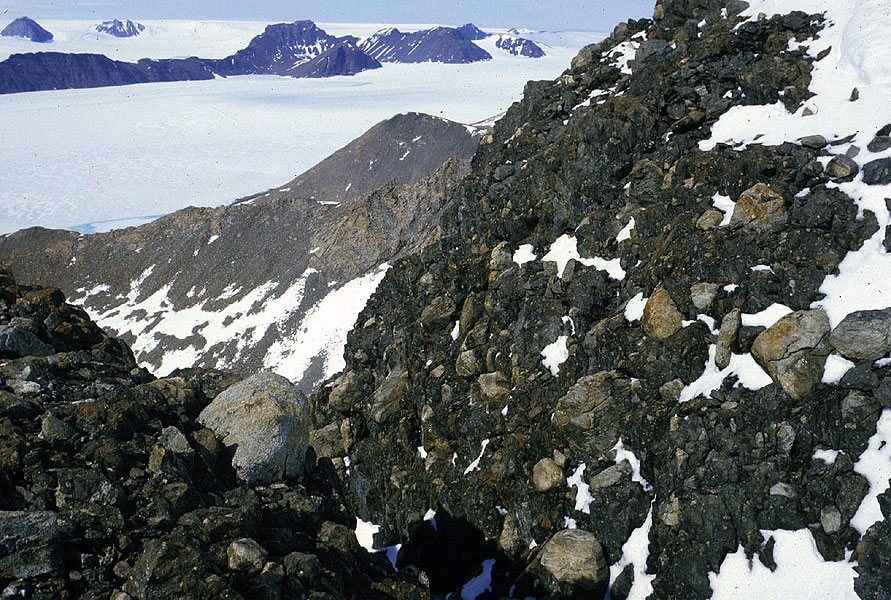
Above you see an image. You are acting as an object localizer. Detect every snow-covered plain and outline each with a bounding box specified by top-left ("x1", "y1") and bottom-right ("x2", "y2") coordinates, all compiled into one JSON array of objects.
[{"x1": 0, "y1": 21, "x2": 604, "y2": 234}]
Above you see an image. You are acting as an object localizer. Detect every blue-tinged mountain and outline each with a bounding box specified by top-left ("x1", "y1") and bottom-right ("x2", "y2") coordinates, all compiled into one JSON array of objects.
[
  {"x1": 360, "y1": 26, "x2": 492, "y2": 64},
  {"x1": 1, "y1": 17, "x2": 53, "y2": 43},
  {"x1": 0, "y1": 53, "x2": 215, "y2": 94},
  {"x1": 288, "y1": 42, "x2": 381, "y2": 78},
  {"x1": 455, "y1": 23, "x2": 489, "y2": 41},
  {"x1": 0, "y1": 20, "x2": 381, "y2": 95},
  {"x1": 495, "y1": 34, "x2": 546, "y2": 57},
  {"x1": 209, "y1": 20, "x2": 356, "y2": 76},
  {"x1": 96, "y1": 19, "x2": 145, "y2": 38}
]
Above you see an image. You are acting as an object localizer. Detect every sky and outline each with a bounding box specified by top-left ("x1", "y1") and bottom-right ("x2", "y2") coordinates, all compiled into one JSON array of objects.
[{"x1": 0, "y1": 0, "x2": 654, "y2": 31}]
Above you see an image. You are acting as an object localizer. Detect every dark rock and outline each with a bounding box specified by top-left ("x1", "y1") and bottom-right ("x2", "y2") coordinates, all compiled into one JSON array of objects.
[
  {"x1": 798, "y1": 134, "x2": 827, "y2": 148},
  {"x1": 495, "y1": 35, "x2": 546, "y2": 58},
  {"x1": 0, "y1": 318, "x2": 54, "y2": 358},
  {"x1": 287, "y1": 42, "x2": 381, "y2": 78},
  {"x1": 0, "y1": 511, "x2": 61, "y2": 579},
  {"x1": 862, "y1": 157, "x2": 891, "y2": 185},
  {"x1": 825, "y1": 154, "x2": 859, "y2": 179},
  {"x1": 829, "y1": 308, "x2": 891, "y2": 361},
  {"x1": 227, "y1": 538, "x2": 268, "y2": 573},
  {"x1": 455, "y1": 23, "x2": 488, "y2": 41},
  {"x1": 867, "y1": 136, "x2": 891, "y2": 153}
]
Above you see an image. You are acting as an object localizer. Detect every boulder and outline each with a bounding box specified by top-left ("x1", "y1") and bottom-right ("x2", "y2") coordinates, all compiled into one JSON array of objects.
[
  {"x1": 553, "y1": 370, "x2": 631, "y2": 429},
  {"x1": 0, "y1": 318, "x2": 54, "y2": 358},
  {"x1": 690, "y1": 282, "x2": 720, "y2": 311},
  {"x1": 525, "y1": 529, "x2": 609, "y2": 598},
  {"x1": 419, "y1": 295, "x2": 457, "y2": 328},
  {"x1": 0, "y1": 511, "x2": 61, "y2": 579},
  {"x1": 198, "y1": 372, "x2": 310, "y2": 484},
  {"x1": 751, "y1": 309, "x2": 831, "y2": 399},
  {"x1": 227, "y1": 538, "x2": 268, "y2": 573},
  {"x1": 532, "y1": 458, "x2": 563, "y2": 492},
  {"x1": 863, "y1": 157, "x2": 891, "y2": 186},
  {"x1": 716, "y1": 309, "x2": 741, "y2": 369},
  {"x1": 642, "y1": 288, "x2": 684, "y2": 340},
  {"x1": 478, "y1": 371, "x2": 511, "y2": 400},
  {"x1": 729, "y1": 183, "x2": 787, "y2": 232},
  {"x1": 829, "y1": 308, "x2": 891, "y2": 361},
  {"x1": 826, "y1": 155, "x2": 859, "y2": 179}
]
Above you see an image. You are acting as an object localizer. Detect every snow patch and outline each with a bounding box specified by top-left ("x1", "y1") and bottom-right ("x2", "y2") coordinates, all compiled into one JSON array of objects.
[
  {"x1": 541, "y1": 335, "x2": 569, "y2": 376},
  {"x1": 463, "y1": 439, "x2": 490, "y2": 475},
  {"x1": 851, "y1": 409, "x2": 891, "y2": 534},
  {"x1": 567, "y1": 463, "x2": 594, "y2": 514},
  {"x1": 513, "y1": 244, "x2": 537, "y2": 265},
  {"x1": 741, "y1": 303, "x2": 792, "y2": 328},
  {"x1": 709, "y1": 529, "x2": 857, "y2": 600},
  {"x1": 822, "y1": 354, "x2": 856, "y2": 384},
  {"x1": 541, "y1": 234, "x2": 625, "y2": 280},
  {"x1": 679, "y1": 345, "x2": 773, "y2": 402},
  {"x1": 624, "y1": 293, "x2": 648, "y2": 322},
  {"x1": 616, "y1": 216, "x2": 635, "y2": 242}
]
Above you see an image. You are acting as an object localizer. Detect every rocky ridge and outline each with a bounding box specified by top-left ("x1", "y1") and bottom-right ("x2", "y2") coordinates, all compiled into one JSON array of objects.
[
  {"x1": 0, "y1": 113, "x2": 480, "y2": 393},
  {"x1": 301, "y1": 0, "x2": 891, "y2": 598},
  {"x1": 0, "y1": 20, "x2": 380, "y2": 95},
  {"x1": 0, "y1": 263, "x2": 427, "y2": 599}
]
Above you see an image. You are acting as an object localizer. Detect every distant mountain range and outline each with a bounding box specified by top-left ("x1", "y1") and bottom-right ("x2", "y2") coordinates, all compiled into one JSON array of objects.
[{"x1": 0, "y1": 18, "x2": 547, "y2": 94}]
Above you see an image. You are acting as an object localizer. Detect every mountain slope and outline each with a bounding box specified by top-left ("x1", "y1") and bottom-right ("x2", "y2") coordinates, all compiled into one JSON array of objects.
[
  {"x1": 0, "y1": 114, "x2": 478, "y2": 393},
  {"x1": 286, "y1": 42, "x2": 382, "y2": 78},
  {"x1": 360, "y1": 26, "x2": 492, "y2": 64},
  {"x1": 239, "y1": 112, "x2": 484, "y2": 206},
  {"x1": 300, "y1": 1, "x2": 891, "y2": 598}
]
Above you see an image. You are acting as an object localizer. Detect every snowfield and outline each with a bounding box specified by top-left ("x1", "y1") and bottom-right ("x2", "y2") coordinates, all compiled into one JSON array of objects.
[{"x1": 0, "y1": 21, "x2": 604, "y2": 234}]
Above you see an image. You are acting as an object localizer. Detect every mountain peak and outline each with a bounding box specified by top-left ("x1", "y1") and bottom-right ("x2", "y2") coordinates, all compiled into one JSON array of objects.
[
  {"x1": 1, "y1": 16, "x2": 53, "y2": 43},
  {"x1": 96, "y1": 19, "x2": 146, "y2": 38}
]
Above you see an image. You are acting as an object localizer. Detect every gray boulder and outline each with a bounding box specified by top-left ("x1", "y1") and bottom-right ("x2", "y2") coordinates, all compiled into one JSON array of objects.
[
  {"x1": 751, "y1": 309, "x2": 831, "y2": 399},
  {"x1": 863, "y1": 157, "x2": 891, "y2": 185},
  {"x1": 829, "y1": 308, "x2": 891, "y2": 360},
  {"x1": 0, "y1": 318, "x2": 54, "y2": 358},
  {"x1": 198, "y1": 372, "x2": 310, "y2": 484}
]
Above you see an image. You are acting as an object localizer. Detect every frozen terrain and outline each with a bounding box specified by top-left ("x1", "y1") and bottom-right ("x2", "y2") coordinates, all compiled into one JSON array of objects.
[{"x1": 0, "y1": 21, "x2": 604, "y2": 234}]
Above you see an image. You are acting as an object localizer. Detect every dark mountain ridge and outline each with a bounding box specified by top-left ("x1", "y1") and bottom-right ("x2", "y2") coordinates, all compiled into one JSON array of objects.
[{"x1": 0, "y1": 20, "x2": 380, "y2": 95}]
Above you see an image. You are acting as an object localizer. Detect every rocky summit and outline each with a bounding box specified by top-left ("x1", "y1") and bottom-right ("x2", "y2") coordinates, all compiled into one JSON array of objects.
[{"x1": 5, "y1": 0, "x2": 891, "y2": 598}]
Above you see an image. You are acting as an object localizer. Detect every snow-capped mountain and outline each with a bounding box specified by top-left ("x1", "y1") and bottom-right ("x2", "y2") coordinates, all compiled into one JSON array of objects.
[
  {"x1": 360, "y1": 26, "x2": 492, "y2": 63},
  {"x1": 1, "y1": 16, "x2": 53, "y2": 43},
  {"x1": 95, "y1": 19, "x2": 145, "y2": 37},
  {"x1": 209, "y1": 20, "x2": 353, "y2": 76},
  {"x1": 494, "y1": 34, "x2": 546, "y2": 58}
]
